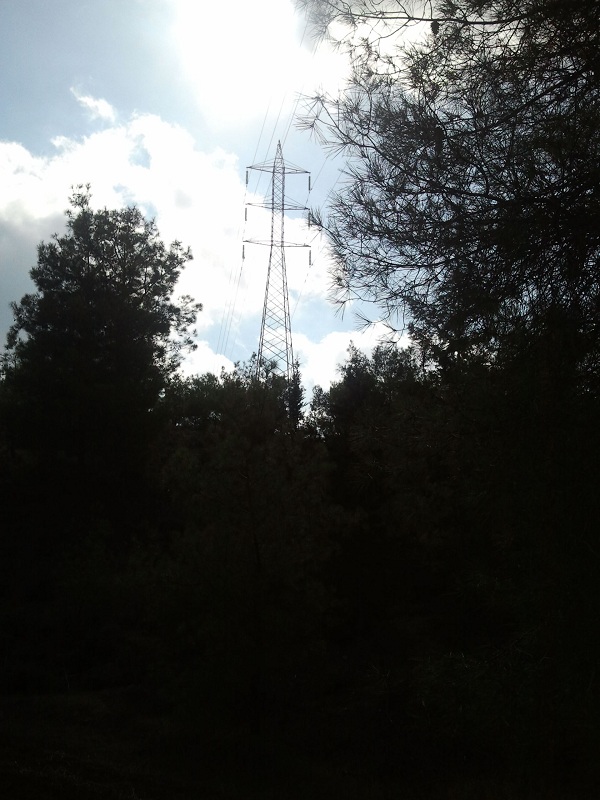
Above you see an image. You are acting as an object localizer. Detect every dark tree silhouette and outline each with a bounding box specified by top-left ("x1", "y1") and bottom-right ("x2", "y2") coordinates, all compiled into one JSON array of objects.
[
  {"x1": 1, "y1": 187, "x2": 201, "y2": 465},
  {"x1": 298, "y1": 0, "x2": 600, "y2": 377}
]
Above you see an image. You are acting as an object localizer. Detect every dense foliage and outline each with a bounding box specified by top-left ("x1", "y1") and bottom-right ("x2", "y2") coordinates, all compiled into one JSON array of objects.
[
  {"x1": 1, "y1": 4, "x2": 600, "y2": 790},
  {"x1": 1, "y1": 339, "x2": 599, "y2": 796},
  {"x1": 1, "y1": 188, "x2": 200, "y2": 466}
]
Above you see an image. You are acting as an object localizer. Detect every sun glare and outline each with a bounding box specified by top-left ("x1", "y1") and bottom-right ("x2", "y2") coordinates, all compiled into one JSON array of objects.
[
  {"x1": 170, "y1": 0, "x2": 303, "y2": 124},
  {"x1": 170, "y1": 0, "x2": 347, "y2": 128}
]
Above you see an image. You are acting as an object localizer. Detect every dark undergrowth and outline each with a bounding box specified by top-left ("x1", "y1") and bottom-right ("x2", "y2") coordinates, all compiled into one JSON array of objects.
[{"x1": 1, "y1": 687, "x2": 595, "y2": 800}]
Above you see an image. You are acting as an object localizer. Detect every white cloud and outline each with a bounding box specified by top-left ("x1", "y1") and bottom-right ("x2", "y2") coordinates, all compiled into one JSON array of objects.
[
  {"x1": 181, "y1": 339, "x2": 236, "y2": 377},
  {"x1": 294, "y1": 323, "x2": 411, "y2": 392},
  {"x1": 70, "y1": 88, "x2": 117, "y2": 123}
]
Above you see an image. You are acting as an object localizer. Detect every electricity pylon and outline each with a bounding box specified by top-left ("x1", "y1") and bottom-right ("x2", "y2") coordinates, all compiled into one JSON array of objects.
[{"x1": 245, "y1": 141, "x2": 309, "y2": 381}]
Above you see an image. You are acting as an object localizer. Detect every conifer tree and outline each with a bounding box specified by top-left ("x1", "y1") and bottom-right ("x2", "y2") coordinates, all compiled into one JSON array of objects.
[{"x1": 2, "y1": 187, "x2": 201, "y2": 464}]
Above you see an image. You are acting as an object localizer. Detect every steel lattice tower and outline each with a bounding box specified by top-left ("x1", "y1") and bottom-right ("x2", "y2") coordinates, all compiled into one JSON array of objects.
[{"x1": 246, "y1": 142, "x2": 309, "y2": 381}]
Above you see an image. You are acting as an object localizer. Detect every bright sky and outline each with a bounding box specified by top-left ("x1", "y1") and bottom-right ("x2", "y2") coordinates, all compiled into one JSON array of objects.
[{"x1": 0, "y1": 0, "x2": 398, "y2": 390}]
